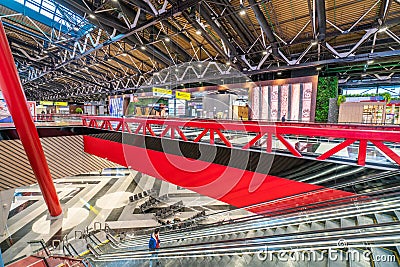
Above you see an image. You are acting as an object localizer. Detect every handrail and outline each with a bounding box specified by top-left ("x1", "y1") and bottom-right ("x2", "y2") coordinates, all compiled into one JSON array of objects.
[
  {"x1": 93, "y1": 222, "x2": 101, "y2": 231},
  {"x1": 82, "y1": 116, "x2": 400, "y2": 167},
  {"x1": 74, "y1": 231, "x2": 83, "y2": 240},
  {"x1": 120, "y1": 187, "x2": 400, "y2": 245},
  {"x1": 86, "y1": 244, "x2": 100, "y2": 258},
  {"x1": 116, "y1": 198, "x2": 400, "y2": 249},
  {"x1": 97, "y1": 226, "x2": 400, "y2": 260}
]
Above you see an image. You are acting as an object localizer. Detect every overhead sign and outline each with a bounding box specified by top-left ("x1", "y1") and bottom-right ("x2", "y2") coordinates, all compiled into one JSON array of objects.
[
  {"x1": 176, "y1": 91, "x2": 191, "y2": 101},
  {"x1": 40, "y1": 101, "x2": 54, "y2": 106},
  {"x1": 153, "y1": 87, "x2": 172, "y2": 98},
  {"x1": 54, "y1": 101, "x2": 68, "y2": 106}
]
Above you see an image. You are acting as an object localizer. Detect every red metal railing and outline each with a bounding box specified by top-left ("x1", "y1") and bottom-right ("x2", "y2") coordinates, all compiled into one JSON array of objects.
[{"x1": 82, "y1": 116, "x2": 400, "y2": 167}]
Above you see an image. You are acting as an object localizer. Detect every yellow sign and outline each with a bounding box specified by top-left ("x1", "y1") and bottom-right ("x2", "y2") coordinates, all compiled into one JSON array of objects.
[
  {"x1": 153, "y1": 87, "x2": 172, "y2": 97},
  {"x1": 176, "y1": 91, "x2": 191, "y2": 100},
  {"x1": 54, "y1": 101, "x2": 68, "y2": 106},
  {"x1": 40, "y1": 101, "x2": 53, "y2": 105}
]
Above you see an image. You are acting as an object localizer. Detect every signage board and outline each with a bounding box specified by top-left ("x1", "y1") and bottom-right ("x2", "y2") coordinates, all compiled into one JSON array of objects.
[
  {"x1": 54, "y1": 101, "x2": 68, "y2": 106},
  {"x1": 153, "y1": 87, "x2": 172, "y2": 98},
  {"x1": 176, "y1": 91, "x2": 191, "y2": 100},
  {"x1": 40, "y1": 101, "x2": 54, "y2": 106}
]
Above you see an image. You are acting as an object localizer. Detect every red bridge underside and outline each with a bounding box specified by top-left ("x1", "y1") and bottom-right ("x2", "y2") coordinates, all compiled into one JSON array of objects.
[{"x1": 84, "y1": 136, "x2": 356, "y2": 214}]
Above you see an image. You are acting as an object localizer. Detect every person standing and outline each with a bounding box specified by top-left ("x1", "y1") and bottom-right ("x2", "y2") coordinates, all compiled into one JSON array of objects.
[
  {"x1": 281, "y1": 114, "x2": 286, "y2": 122},
  {"x1": 149, "y1": 229, "x2": 160, "y2": 266}
]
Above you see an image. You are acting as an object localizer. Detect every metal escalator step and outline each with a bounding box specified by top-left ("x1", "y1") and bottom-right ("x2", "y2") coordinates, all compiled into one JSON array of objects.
[
  {"x1": 311, "y1": 222, "x2": 324, "y2": 231},
  {"x1": 325, "y1": 220, "x2": 340, "y2": 229},
  {"x1": 341, "y1": 218, "x2": 356, "y2": 228},
  {"x1": 357, "y1": 216, "x2": 374, "y2": 225},
  {"x1": 264, "y1": 228, "x2": 275, "y2": 236},
  {"x1": 298, "y1": 223, "x2": 311, "y2": 232},
  {"x1": 371, "y1": 247, "x2": 398, "y2": 267},
  {"x1": 375, "y1": 213, "x2": 395, "y2": 223},
  {"x1": 285, "y1": 225, "x2": 298, "y2": 233},
  {"x1": 274, "y1": 227, "x2": 286, "y2": 235},
  {"x1": 328, "y1": 249, "x2": 348, "y2": 267},
  {"x1": 348, "y1": 248, "x2": 370, "y2": 267},
  {"x1": 309, "y1": 251, "x2": 327, "y2": 267},
  {"x1": 394, "y1": 210, "x2": 400, "y2": 221},
  {"x1": 246, "y1": 230, "x2": 258, "y2": 238}
]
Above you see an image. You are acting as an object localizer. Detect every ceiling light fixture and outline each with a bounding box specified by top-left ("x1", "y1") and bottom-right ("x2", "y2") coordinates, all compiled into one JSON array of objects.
[
  {"x1": 196, "y1": 29, "x2": 202, "y2": 35},
  {"x1": 165, "y1": 37, "x2": 170, "y2": 42},
  {"x1": 277, "y1": 71, "x2": 282, "y2": 75},
  {"x1": 311, "y1": 40, "x2": 318, "y2": 46},
  {"x1": 89, "y1": 14, "x2": 95, "y2": 19},
  {"x1": 140, "y1": 45, "x2": 146, "y2": 50},
  {"x1": 367, "y1": 60, "x2": 374, "y2": 65}
]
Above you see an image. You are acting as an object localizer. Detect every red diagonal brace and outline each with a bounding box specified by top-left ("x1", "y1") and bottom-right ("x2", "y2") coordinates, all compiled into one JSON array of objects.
[
  {"x1": 275, "y1": 134, "x2": 302, "y2": 157},
  {"x1": 115, "y1": 122, "x2": 122, "y2": 131},
  {"x1": 146, "y1": 124, "x2": 156, "y2": 136},
  {"x1": 194, "y1": 129, "x2": 209, "y2": 142},
  {"x1": 176, "y1": 127, "x2": 188, "y2": 141},
  {"x1": 100, "y1": 120, "x2": 106, "y2": 129},
  {"x1": 124, "y1": 122, "x2": 132, "y2": 133},
  {"x1": 215, "y1": 129, "x2": 232, "y2": 147},
  {"x1": 134, "y1": 123, "x2": 143, "y2": 134},
  {"x1": 160, "y1": 126, "x2": 171, "y2": 137},
  {"x1": 107, "y1": 121, "x2": 114, "y2": 131},
  {"x1": 371, "y1": 140, "x2": 400, "y2": 165},
  {"x1": 243, "y1": 133, "x2": 263, "y2": 149},
  {"x1": 317, "y1": 139, "x2": 356, "y2": 160}
]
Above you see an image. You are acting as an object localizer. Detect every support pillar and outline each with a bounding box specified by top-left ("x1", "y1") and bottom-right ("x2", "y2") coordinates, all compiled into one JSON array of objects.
[{"x1": 0, "y1": 22, "x2": 62, "y2": 217}]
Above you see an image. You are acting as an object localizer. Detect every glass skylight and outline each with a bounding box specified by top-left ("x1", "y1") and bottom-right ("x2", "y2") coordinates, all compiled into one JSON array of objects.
[{"x1": 5, "y1": 0, "x2": 94, "y2": 36}]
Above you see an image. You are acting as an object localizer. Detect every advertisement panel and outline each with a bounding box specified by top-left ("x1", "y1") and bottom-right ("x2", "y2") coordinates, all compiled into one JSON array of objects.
[
  {"x1": 27, "y1": 101, "x2": 36, "y2": 119},
  {"x1": 109, "y1": 96, "x2": 124, "y2": 117},
  {"x1": 0, "y1": 92, "x2": 12, "y2": 123}
]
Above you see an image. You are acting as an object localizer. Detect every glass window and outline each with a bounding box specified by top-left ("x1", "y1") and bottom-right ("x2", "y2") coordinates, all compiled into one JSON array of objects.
[{"x1": 7, "y1": 0, "x2": 93, "y2": 36}]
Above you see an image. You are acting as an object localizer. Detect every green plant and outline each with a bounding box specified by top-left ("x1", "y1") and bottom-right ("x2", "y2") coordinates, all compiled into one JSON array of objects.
[
  {"x1": 337, "y1": 95, "x2": 346, "y2": 106},
  {"x1": 344, "y1": 92, "x2": 395, "y2": 102},
  {"x1": 315, "y1": 76, "x2": 338, "y2": 122},
  {"x1": 75, "y1": 107, "x2": 83, "y2": 114},
  {"x1": 381, "y1": 92, "x2": 391, "y2": 104}
]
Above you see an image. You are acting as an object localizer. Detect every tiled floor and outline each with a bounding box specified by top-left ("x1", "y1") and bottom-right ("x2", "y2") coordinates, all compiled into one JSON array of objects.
[{"x1": 0, "y1": 168, "x2": 251, "y2": 263}]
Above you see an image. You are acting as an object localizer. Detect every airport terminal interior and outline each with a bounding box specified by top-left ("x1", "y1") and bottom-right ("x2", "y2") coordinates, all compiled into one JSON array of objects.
[{"x1": 1, "y1": 0, "x2": 400, "y2": 266}]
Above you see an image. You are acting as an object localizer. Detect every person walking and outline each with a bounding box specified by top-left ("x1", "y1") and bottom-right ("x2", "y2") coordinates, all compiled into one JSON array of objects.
[{"x1": 149, "y1": 229, "x2": 160, "y2": 266}]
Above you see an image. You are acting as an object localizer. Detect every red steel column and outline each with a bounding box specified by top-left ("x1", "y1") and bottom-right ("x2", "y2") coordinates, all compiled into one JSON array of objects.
[{"x1": 0, "y1": 22, "x2": 62, "y2": 216}]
